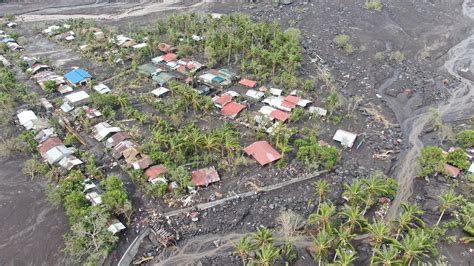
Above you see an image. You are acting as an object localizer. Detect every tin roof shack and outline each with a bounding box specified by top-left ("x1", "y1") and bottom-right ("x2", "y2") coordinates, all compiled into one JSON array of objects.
[
  {"x1": 222, "y1": 101, "x2": 246, "y2": 118},
  {"x1": 92, "y1": 122, "x2": 121, "y2": 141},
  {"x1": 145, "y1": 165, "x2": 168, "y2": 184},
  {"x1": 35, "y1": 128, "x2": 56, "y2": 144},
  {"x1": 64, "y1": 68, "x2": 92, "y2": 87},
  {"x1": 152, "y1": 72, "x2": 177, "y2": 86},
  {"x1": 191, "y1": 167, "x2": 220, "y2": 187},
  {"x1": 151, "y1": 87, "x2": 170, "y2": 98},
  {"x1": 86, "y1": 191, "x2": 103, "y2": 206},
  {"x1": 40, "y1": 98, "x2": 54, "y2": 112},
  {"x1": 93, "y1": 83, "x2": 111, "y2": 94},
  {"x1": 112, "y1": 140, "x2": 139, "y2": 159},
  {"x1": 239, "y1": 78, "x2": 257, "y2": 88},
  {"x1": 61, "y1": 91, "x2": 90, "y2": 112},
  {"x1": 132, "y1": 155, "x2": 153, "y2": 170},
  {"x1": 17, "y1": 110, "x2": 37, "y2": 129},
  {"x1": 44, "y1": 145, "x2": 75, "y2": 164},
  {"x1": 106, "y1": 132, "x2": 131, "y2": 149},
  {"x1": 38, "y1": 136, "x2": 63, "y2": 156},
  {"x1": 213, "y1": 94, "x2": 233, "y2": 109},
  {"x1": 107, "y1": 219, "x2": 126, "y2": 234},
  {"x1": 114, "y1": 35, "x2": 136, "y2": 48},
  {"x1": 138, "y1": 64, "x2": 162, "y2": 77},
  {"x1": 244, "y1": 141, "x2": 282, "y2": 166},
  {"x1": 58, "y1": 155, "x2": 83, "y2": 170},
  {"x1": 309, "y1": 106, "x2": 328, "y2": 117},
  {"x1": 158, "y1": 43, "x2": 177, "y2": 53},
  {"x1": 333, "y1": 129, "x2": 357, "y2": 148}
]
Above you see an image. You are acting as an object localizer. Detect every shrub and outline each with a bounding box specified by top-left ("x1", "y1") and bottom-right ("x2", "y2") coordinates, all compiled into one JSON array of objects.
[
  {"x1": 374, "y1": 52, "x2": 385, "y2": 60},
  {"x1": 456, "y1": 130, "x2": 474, "y2": 149},
  {"x1": 418, "y1": 146, "x2": 446, "y2": 176},
  {"x1": 390, "y1": 51, "x2": 405, "y2": 63},
  {"x1": 447, "y1": 148, "x2": 470, "y2": 171},
  {"x1": 365, "y1": 0, "x2": 384, "y2": 11},
  {"x1": 334, "y1": 34, "x2": 350, "y2": 48}
]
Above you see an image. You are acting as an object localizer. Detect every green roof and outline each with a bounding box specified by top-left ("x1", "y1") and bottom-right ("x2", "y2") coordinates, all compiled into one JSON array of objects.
[
  {"x1": 138, "y1": 64, "x2": 159, "y2": 75},
  {"x1": 152, "y1": 72, "x2": 175, "y2": 86},
  {"x1": 219, "y1": 69, "x2": 235, "y2": 77},
  {"x1": 212, "y1": 76, "x2": 226, "y2": 83}
]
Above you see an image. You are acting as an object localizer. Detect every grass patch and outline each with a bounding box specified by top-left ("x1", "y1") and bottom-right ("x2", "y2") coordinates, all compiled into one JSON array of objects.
[{"x1": 365, "y1": 0, "x2": 384, "y2": 11}]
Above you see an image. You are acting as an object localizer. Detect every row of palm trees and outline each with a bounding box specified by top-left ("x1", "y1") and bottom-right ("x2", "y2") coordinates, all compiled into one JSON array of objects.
[{"x1": 234, "y1": 173, "x2": 468, "y2": 265}]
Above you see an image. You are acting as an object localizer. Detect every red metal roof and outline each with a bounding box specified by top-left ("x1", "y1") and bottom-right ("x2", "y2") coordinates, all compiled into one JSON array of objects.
[
  {"x1": 282, "y1": 100, "x2": 296, "y2": 109},
  {"x1": 38, "y1": 136, "x2": 63, "y2": 156},
  {"x1": 214, "y1": 94, "x2": 233, "y2": 107},
  {"x1": 239, "y1": 79, "x2": 257, "y2": 88},
  {"x1": 270, "y1": 109, "x2": 290, "y2": 122},
  {"x1": 244, "y1": 141, "x2": 281, "y2": 166},
  {"x1": 191, "y1": 167, "x2": 220, "y2": 187},
  {"x1": 444, "y1": 164, "x2": 460, "y2": 177},
  {"x1": 162, "y1": 53, "x2": 178, "y2": 62},
  {"x1": 145, "y1": 165, "x2": 167, "y2": 181},
  {"x1": 285, "y1": 95, "x2": 300, "y2": 105},
  {"x1": 222, "y1": 101, "x2": 246, "y2": 117}
]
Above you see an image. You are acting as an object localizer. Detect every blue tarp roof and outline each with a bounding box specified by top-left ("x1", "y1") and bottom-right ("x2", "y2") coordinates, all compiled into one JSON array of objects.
[{"x1": 64, "y1": 69, "x2": 92, "y2": 84}]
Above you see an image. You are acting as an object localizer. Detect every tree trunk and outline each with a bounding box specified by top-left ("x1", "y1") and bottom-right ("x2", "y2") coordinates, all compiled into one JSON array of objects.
[{"x1": 436, "y1": 209, "x2": 446, "y2": 226}]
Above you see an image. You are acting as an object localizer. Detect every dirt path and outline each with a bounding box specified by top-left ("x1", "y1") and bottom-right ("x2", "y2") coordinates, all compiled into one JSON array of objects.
[
  {"x1": 18, "y1": 0, "x2": 210, "y2": 22},
  {"x1": 386, "y1": 0, "x2": 474, "y2": 220}
]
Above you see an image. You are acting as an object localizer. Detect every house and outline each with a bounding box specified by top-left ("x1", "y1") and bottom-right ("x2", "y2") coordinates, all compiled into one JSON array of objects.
[
  {"x1": 86, "y1": 191, "x2": 102, "y2": 206},
  {"x1": 151, "y1": 87, "x2": 170, "y2": 97},
  {"x1": 38, "y1": 136, "x2": 63, "y2": 156},
  {"x1": 162, "y1": 53, "x2": 178, "y2": 62},
  {"x1": 270, "y1": 109, "x2": 291, "y2": 122},
  {"x1": 6, "y1": 22, "x2": 18, "y2": 28},
  {"x1": 213, "y1": 94, "x2": 233, "y2": 108},
  {"x1": 55, "y1": 31, "x2": 75, "y2": 41},
  {"x1": 152, "y1": 72, "x2": 176, "y2": 86},
  {"x1": 17, "y1": 110, "x2": 37, "y2": 129},
  {"x1": 94, "y1": 31, "x2": 105, "y2": 41},
  {"x1": 246, "y1": 89, "x2": 265, "y2": 100},
  {"x1": 191, "y1": 167, "x2": 220, "y2": 187},
  {"x1": 111, "y1": 140, "x2": 138, "y2": 159},
  {"x1": 123, "y1": 146, "x2": 141, "y2": 164},
  {"x1": 262, "y1": 96, "x2": 292, "y2": 112},
  {"x1": 195, "y1": 85, "x2": 211, "y2": 95},
  {"x1": 93, "y1": 83, "x2": 111, "y2": 94},
  {"x1": 244, "y1": 141, "x2": 282, "y2": 166},
  {"x1": 158, "y1": 43, "x2": 177, "y2": 53},
  {"x1": 30, "y1": 64, "x2": 52, "y2": 75},
  {"x1": 333, "y1": 129, "x2": 357, "y2": 148},
  {"x1": 444, "y1": 164, "x2": 461, "y2": 178},
  {"x1": 58, "y1": 155, "x2": 83, "y2": 170},
  {"x1": 222, "y1": 101, "x2": 246, "y2": 118},
  {"x1": 108, "y1": 219, "x2": 126, "y2": 234},
  {"x1": 64, "y1": 68, "x2": 92, "y2": 86},
  {"x1": 92, "y1": 122, "x2": 121, "y2": 141},
  {"x1": 57, "y1": 84, "x2": 73, "y2": 94},
  {"x1": 309, "y1": 106, "x2": 328, "y2": 117},
  {"x1": 61, "y1": 90, "x2": 90, "y2": 112},
  {"x1": 71, "y1": 106, "x2": 102, "y2": 119},
  {"x1": 145, "y1": 165, "x2": 168, "y2": 184},
  {"x1": 138, "y1": 64, "x2": 161, "y2": 77},
  {"x1": 35, "y1": 128, "x2": 56, "y2": 144},
  {"x1": 270, "y1": 88, "x2": 283, "y2": 96},
  {"x1": 239, "y1": 78, "x2": 257, "y2": 88},
  {"x1": 106, "y1": 132, "x2": 131, "y2": 148},
  {"x1": 40, "y1": 98, "x2": 54, "y2": 112},
  {"x1": 132, "y1": 155, "x2": 153, "y2": 170},
  {"x1": 44, "y1": 145, "x2": 75, "y2": 164},
  {"x1": 218, "y1": 69, "x2": 236, "y2": 81},
  {"x1": 28, "y1": 118, "x2": 50, "y2": 131},
  {"x1": 114, "y1": 35, "x2": 136, "y2": 48},
  {"x1": 285, "y1": 95, "x2": 312, "y2": 107}
]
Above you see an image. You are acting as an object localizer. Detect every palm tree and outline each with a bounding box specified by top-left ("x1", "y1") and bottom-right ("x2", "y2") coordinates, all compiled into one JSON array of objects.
[
  {"x1": 308, "y1": 202, "x2": 336, "y2": 231},
  {"x1": 234, "y1": 236, "x2": 254, "y2": 265},
  {"x1": 342, "y1": 180, "x2": 365, "y2": 208},
  {"x1": 362, "y1": 175, "x2": 388, "y2": 214},
  {"x1": 254, "y1": 244, "x2": 280, "y2": 266},
  {"x1": 332, "y1": 225, "x2": 355, "y2": 251},
  {"x1": 393, "y1": 229, "x2": 433, "y2": 265},
  {"x1": 314, "y1": 179, "x2": 330, "y2": 213},
  {"x1": 367, "y1": 220, "x2": 391, "y2": 264},
  {"x1": 372, "y1": 245, "x2": 402, "y2": 266},
  {"x1": 339, "y1": 205, "x2": 367, "y2": 233},
  {"x1": 251, "y1": 228, "x2": 275, "y2": 248},
  {"x1": 333, "y1": 248, "x2": 358, "y2": 266},
  {"x1": 116, "y1": 92, "x2": 129, "y2": 110},
  {"x1": 436, "y1": 190, "x2": 462, "y2": 226},
  {"x1": 312, "y1": 229, "x2": 334, "y2": 266},
  {"x1": 394, "y1": 202, "x2": 425, "y2": 239}
]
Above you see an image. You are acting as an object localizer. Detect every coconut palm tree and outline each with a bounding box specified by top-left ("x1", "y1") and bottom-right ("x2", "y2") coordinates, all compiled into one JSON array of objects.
[
  {"x1": 362, "y1": 175, "x2": 388, "y2": 214},
  {"x1": 333, "y1": 248, "x2": 358, "y2": 266},
  {"x1": 393, "y1": 229, "x2": 433, "y2": 265},
  {"x1": 372, "y1": 245, "x2": 402, "y2": 266},
  {"x1": 234, "y1": 236, "x2": 254, "y2": 265},
  {"x1": 314, "y1": 179, "x2": 330, "y2": 212},
  {"x1": 254, "y1": 244, "x2": 280, "y2": 266},
  {"x1": 312, "y1": 229, "x2": 334, "y2": 266},
  {"x1": 251, "y1": 228, "x2": 275, "y2": 248},
  {"x1": 332, "y1": 225, "x2": 355, "y2": 251},
  {"x1": 342, "y1": 180, "x2": 365, "y2": 208},
  {"x1": 394, "y1": 202, "x2": 425, "y2": 239},
  {"x1": 367, "y1": 220, "x2": 391, "y2": 264},
  {"x1": 436, "y1": 190, "x2": 463, "y2": 226},
  {"x1": 339, "y1": 205, "x2": 367, "y2": 233},
  {"x1": 308, "y1": 202, "x2": 336, "y2": 231},
  {"x1": 116, "y1": 92, "x2": 129, "y2": 110}
]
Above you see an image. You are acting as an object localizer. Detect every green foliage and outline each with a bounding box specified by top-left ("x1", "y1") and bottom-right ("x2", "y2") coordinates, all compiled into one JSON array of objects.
[
  {"x1": 374, "y1": 52, "x2": 386, "y2": 60},
  {"x1": 64, "y1": 190, "x2": 90, "y2": 224},
  {"x1": 365, "y1": 0, "x2": 384, "y2": 11},
  {"x1": 296, "y1": 136, "x2": 340, "y2": 170},
  {"x1": 390, "y1": 50, "x2": 406, "y2": 63},
  {"x1": 456, "y1": 129, "x2": 474, "y2": 149},
  {"x1": 22, "y1": 158, "x2": 48, "y2": 179},
  {"x1": 43, "y1": 80, "x2": 57, "y2": 95},
  {"x1": 334, "y1": 34, "x2": 350, "y2": 48},
  {"x1": 418, "y1": 146, "x2": 446, "y2": 176},
  {"x1": 289, "y1": 108, "x2": 306, "y2": 123},
  {"x1": 447, "y1": 148, "x2": 470, "y2": 171}
]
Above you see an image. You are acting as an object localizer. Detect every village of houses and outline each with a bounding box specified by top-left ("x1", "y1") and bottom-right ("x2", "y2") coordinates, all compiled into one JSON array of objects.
[{"x1": 2, "y1": 11, "x2": 473, "y2": 264}]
